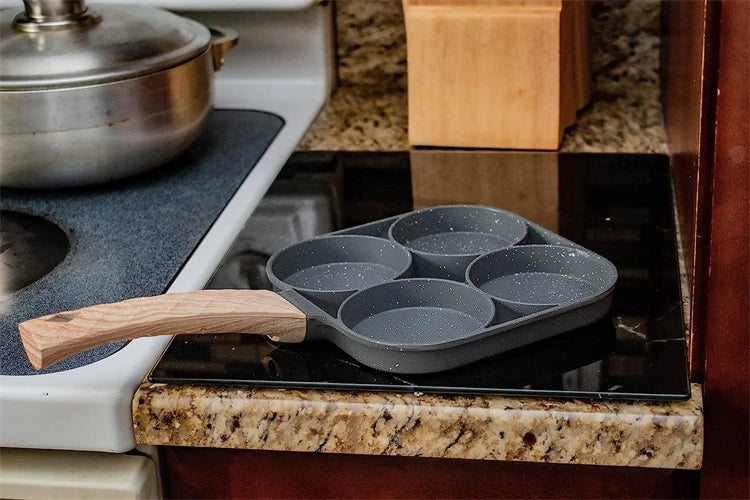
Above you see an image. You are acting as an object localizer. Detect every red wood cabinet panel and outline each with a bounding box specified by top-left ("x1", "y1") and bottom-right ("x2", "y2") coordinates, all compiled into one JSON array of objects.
[
  {"x1": 163, "y1": 447, "x2": 699, "y2": 499},
  {"x1": 662, "y1": 0, "x2": 720, "y2": 381},
  {"x1": 698, "y1": 1, "x2": 750, "y2": 497},
  {"x1": 665, "y1": 0, "x2": 749, "y2": 496}
]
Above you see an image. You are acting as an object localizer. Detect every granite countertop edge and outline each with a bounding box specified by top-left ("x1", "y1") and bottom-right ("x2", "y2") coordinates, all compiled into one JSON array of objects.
[{"x1": 133, "y1": 382, "x2": 703, "y2": 470}]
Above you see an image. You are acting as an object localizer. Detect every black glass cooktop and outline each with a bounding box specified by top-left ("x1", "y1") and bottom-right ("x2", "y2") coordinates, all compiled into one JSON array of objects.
[{"x1": 150, "y1": 152, "x2": 690, "y2": 401}]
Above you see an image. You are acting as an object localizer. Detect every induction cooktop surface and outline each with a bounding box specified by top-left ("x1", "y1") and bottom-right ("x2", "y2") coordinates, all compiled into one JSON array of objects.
[{"x1": 150, "y1": 152, "x2": 690, "y2": 401}]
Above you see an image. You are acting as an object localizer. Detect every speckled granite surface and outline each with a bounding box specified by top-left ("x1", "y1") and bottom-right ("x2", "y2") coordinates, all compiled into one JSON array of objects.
[
  {"x1": 335, "y1": 0, "x2": 406, "y2": 88},
  {"x1": 299, "y1": 0, "x2": 667, "y2": 153},
  {"x1": 674, "y1": 184, "x2": 692, "y2": 344},
  {"x1": 299, "y1": 86, "x2": 408, "y2": 151},
  {"x1": 560, "y1": 0, "x2": 666, "y2": 152},
  {"x1": 133, "y1": 383, "x2": 702, "y2": 469}
]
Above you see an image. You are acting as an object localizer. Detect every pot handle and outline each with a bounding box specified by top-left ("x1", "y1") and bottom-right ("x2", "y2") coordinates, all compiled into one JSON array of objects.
[
  {"x1": 209, "y1": 27, "x2": 239, "y2": 71},
  {"x1": 18, "y1": 289, "x2": 307, "y2": 371}
]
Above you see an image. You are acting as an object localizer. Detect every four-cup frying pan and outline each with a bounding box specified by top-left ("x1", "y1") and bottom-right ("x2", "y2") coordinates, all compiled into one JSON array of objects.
[{"x1": 19, "y1": 206, "x2": 618, "y2": 374}]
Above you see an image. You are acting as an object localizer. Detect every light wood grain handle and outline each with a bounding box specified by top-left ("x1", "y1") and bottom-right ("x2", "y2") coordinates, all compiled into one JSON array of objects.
[{"x1": 19, "y1": 290, "x2": 307, "y2": 371}]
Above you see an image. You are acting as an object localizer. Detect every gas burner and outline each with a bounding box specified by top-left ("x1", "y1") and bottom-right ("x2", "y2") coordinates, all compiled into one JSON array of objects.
[{"x1": 0, "y1": 211, "x2": 69, "y2": 295}]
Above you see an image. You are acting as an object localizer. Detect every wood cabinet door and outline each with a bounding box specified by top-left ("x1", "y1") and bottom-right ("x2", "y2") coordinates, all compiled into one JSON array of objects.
[{"x1": 163, "y1": 447, "x2": 699, "y2": 498}]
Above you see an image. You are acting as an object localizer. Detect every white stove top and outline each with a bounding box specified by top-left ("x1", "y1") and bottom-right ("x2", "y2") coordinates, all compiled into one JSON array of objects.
[{"x1": 0, "y1": 5, "x2": 332, "y2": 452}]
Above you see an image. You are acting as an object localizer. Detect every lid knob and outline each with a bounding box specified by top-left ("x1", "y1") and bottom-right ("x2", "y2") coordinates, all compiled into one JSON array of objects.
[{"x1": 14, "y1": 0, "x2": 100, "y2": 32}]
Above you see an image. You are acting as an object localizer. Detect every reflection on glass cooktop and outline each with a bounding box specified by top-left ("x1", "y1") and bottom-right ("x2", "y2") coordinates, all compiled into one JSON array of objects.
[{"x1": 150, "y1": 152, "x2": 690, "y2": 401}]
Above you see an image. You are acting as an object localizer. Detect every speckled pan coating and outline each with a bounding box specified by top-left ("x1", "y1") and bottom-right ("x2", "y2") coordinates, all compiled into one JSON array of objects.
[
  {"x1": 262, "y1": 205, "x2": 617, "y2": 374},
  {"x1": 467, "y1": 245, "x2": 618, "y2": 315},
  {"x1": 389, "y1": 205, "x2": 528, "y2": 280},
  {"x1": 329, "y1": 278, "x2": 496, "y2": 373},
  {"x1": 338, "y1": 279, "x2": 495, "y2": 346},
  {"x1": 266, "y1": 235, "x2": 413, "y2": 315}
]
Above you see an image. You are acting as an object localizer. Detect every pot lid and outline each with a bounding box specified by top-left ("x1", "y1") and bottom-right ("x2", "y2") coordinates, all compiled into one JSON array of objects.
[{"x1": 0, "y1": 2, "x2": 211, "y2": 90}]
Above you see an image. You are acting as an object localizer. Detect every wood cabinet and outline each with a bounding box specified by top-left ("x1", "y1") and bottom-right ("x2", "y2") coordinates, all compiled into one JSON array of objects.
[
  {"x1": 162, "y1": 447, "x2": 698, "y2": 498},
  {"x1": 664, "y1": 1, "x2": 749, "y2": 497}
]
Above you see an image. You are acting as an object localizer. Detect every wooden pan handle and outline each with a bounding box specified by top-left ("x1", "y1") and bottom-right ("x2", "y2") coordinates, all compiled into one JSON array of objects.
[{"x1": 18, "y1": 289, "x2": 307, "y2": 371}]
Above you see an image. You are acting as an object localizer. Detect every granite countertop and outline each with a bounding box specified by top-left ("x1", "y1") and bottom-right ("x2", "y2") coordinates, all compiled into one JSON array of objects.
[
  {"x1": 133, "y1": 383, "x2": 702, "y2": 469},
  {"x1": 299, "y1": 1, "x2": 667, "y2": 153},
  {"x1": 298, "y1": 86, "x2": 408, "y2": 152}
]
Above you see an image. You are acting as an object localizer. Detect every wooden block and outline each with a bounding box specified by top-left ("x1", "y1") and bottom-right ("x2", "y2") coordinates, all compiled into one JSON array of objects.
[
  {"x1": 569, "y1": 0, "x2": 592, "y2": 109},
  {"x1": 559, "y1": 0, "x2": 578, "y2": 133},
  {"x1": 403, "y1": 0, "x2": 590, "y2": 150},
  {"x1": 407, "y1": 0, "x2": 560, "y2": 6},
  {"x1": 410, "y1": 150, "x2": 559, "y2": 231}
]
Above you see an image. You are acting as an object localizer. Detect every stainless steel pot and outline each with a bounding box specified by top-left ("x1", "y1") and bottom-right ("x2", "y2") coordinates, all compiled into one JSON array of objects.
[{"x1": 0, "y1": 0, "x2": 237, "y2": 188}]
